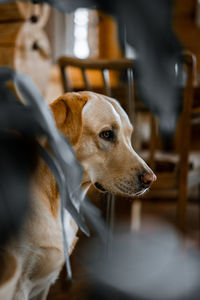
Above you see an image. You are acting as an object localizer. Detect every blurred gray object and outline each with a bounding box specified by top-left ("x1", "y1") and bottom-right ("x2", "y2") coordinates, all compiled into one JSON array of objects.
[{"x1": 82, "y1": 225, "x2": 200, "y2": 300}]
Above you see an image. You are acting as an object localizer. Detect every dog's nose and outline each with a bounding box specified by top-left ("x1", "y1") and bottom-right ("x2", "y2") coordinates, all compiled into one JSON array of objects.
[{"x1": 139, "y1": 172, "x2": 157, "y2": 188}]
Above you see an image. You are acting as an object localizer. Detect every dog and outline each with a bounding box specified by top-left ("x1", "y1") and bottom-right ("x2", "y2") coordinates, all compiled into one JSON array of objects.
[{"x1": 1, "y1": 91, "x2": 156, "y2": 300}]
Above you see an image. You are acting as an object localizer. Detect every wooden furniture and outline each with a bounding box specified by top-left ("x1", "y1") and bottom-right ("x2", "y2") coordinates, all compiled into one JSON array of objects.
[
  {"x1": 143, "y1": 51, "x2": 200, "y2": 232},
  {"x1": 58, "y1": 55, "x2": 135, "y2": 232},
  {"x1": 0, "y1": 1, "x2": 51, "y2": 94},
  {"x1": 97, "y1": 10, "x2": 123, "y2": 59},
  {"x1": 58, "y1": 53, "x2": 200, "y2": 234},
  {"x1": 0, "y1": 0, "x2": 50, "y2": 26},
  {"x1": 58, "y1": 56, "x2": 135, "y2": 122},
  {"x1": 173, "y1": 0, "x2": 200, "y2": 71}
]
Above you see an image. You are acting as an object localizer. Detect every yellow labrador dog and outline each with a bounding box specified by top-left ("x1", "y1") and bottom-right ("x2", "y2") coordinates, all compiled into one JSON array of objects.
[{"x1": 1, "y1": 91, "x2": 156, "y2": 300}]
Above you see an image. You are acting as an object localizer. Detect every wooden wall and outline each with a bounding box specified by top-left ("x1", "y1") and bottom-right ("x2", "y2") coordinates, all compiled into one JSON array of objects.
[
  {"x1": 97, "y1": 11, "x2": 123, "y2": 59},
  {"x1": 173, "y1": 0, "x2": 200, "y2": 71}
]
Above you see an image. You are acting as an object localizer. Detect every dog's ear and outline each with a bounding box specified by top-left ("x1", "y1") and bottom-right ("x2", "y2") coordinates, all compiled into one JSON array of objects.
[{"x1": 50, "y1": 93, "x2": 88, "y2": 145}]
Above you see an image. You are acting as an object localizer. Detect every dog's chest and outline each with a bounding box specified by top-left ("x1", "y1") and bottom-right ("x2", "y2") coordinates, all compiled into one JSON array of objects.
[
  {"x1": 16, "y1": 211, "x2": 64, "y2": 288},
  {"x1": 15, "y1": 202, "x2": 64, "y2": 295},
  {"x1": 26, "y1": 205, "x2": 77, "y2": 294},
  {"x1": 13, "y1": 189, "x2": 78, "y2": 298},
  {"x1": 26, "y1": 245, "x2": 64, "y2": 298}
]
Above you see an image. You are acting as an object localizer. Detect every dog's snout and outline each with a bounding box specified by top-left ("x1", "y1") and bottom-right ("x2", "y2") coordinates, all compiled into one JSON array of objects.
[{"x1": 139, "y1": 171, "x2": 157, "y2": 188}]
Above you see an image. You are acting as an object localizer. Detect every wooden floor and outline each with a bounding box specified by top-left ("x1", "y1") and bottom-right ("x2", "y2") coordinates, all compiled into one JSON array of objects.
[{"x1": 47, "y1": 195, "x2": 200, "y2": 300}]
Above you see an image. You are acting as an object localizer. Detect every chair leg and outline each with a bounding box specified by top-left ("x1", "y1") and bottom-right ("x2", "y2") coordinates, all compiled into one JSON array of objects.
[
  {"x1": 131, "y1": 199, "x2": 142, "y2": 232},
  {"x1": 105, "y1": 193, "x2": 115, "y2": 256},
  {"x1": 177, "y1": 184, "x2": 188, "y2": 232},
  {"x1": 149, "y1": 114, "x2": 157, "y2": 170},
  {"x1": 198, "y1": 184, "x2": 200, "y2": 245}
]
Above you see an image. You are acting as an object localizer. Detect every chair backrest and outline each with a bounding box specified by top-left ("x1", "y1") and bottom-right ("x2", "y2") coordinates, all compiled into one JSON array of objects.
[
  {"x1": 149, "y1": 51, "x2": 197, "y2": 171},
  {"x1": 58, "y1": 56, "x2": 137, "y2": 234},
  {"x1": 176, "y1": 52, "x2": 197, "y2": 190},
  {"x1": 58, "y1": 56, "x2": 135, "y2": 124}
]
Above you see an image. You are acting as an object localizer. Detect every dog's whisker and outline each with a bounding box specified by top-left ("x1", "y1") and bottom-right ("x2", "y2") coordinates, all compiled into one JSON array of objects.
[
  {"x1": 114, "y1": 183, "x2": 137, "y2": 195},
  {"x1": 114, "y1": 182, "x2": 149, "y2": 197}
]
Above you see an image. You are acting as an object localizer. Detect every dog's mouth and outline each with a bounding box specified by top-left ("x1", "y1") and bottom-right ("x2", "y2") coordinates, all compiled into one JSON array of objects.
[
  {"x1": 117, "y1": 187, "x2": 149, "y2": 197},
  {"x1": 94, "y1": 182, "x2": 106, "y2": 192},
  {"x1": 94, "y1": 182, "x2": 149, "y2": 196},
  {"x1": 134, "y1": 187, "x2": 149, "y2": 196},
  {"x1": 114, "y1": 181, "x2": 150, "y2": 197}
]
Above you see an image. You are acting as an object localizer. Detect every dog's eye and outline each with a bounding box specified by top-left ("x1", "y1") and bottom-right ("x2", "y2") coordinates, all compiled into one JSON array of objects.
[{"x1": 99, "y1": 130, "x2": 115, "y2": 141}]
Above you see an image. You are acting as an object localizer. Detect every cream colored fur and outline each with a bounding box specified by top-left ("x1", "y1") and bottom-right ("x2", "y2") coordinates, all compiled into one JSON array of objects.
[{"x1": 0, "y1": 91, "x2": 155, "y2": 300}]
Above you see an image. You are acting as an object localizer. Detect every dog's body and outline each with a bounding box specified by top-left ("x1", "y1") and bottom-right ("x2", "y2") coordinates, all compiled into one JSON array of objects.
[{"x1": 1, "y1": 92, "x2": 156, "y2": 300}]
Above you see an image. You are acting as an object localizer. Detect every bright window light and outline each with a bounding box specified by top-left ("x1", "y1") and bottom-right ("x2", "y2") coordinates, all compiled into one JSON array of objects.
[
  {"x1": 73, "y1": 8, "x2": 90, "y2": 59},
  {"x1": 74, "y1": 41, "x2": 90, "y2": 59}
]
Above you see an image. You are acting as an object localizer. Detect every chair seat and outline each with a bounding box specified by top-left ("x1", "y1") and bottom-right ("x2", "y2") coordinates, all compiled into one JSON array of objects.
[
  {"x1": 189, "y1": 152, "x2": 200, "y2": 169},
  {"x1": 140, "y1": 150, "x2": 200, "y2": 197},
  {"x1": 140, "y1": 150, "x2": 200, "y2": 169}
]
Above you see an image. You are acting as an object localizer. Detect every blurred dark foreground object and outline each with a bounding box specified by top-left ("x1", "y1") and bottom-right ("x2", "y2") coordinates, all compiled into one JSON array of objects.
[
  {"x1": 78, "y1": 225, "x2": 200, "y2": 300},
  {"x1": 0, "y1": 132, "x2": 38, "y2": 245},
  {"x1": 0, "y1": 66, "x2": 107, "y2": 279},
  {"x1": 0, "y1": 70, "x2": 41, "y2": 245}
]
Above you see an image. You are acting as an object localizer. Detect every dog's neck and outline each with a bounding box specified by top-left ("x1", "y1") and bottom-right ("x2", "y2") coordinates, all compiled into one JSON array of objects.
[
  {"x1": 35, "y1": 152, "x2": 92, "y2": 218},
  {"x1": 35, "y1": 157, "x2": 60, "y2": 217}
]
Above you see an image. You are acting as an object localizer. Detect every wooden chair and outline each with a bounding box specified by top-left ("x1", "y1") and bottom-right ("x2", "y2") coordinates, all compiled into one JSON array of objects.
[
  {"x1": 58, "y1": 56, "x2": 135, "y2": 122},
  {"x1": 58, "y1": 56, "x2": 135, "y2": 233},
  {"x1": 142, "y1": 51, "x2": 200, "y2": 232},
  {"x1": 58, "y1": 54, "x2": 200, "y2": 234}
]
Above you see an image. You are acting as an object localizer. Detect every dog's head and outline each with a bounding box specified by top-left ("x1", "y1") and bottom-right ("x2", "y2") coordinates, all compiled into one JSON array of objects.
[{"x1": 51, "y1": 91, "x2": 156, "y2": 197}]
